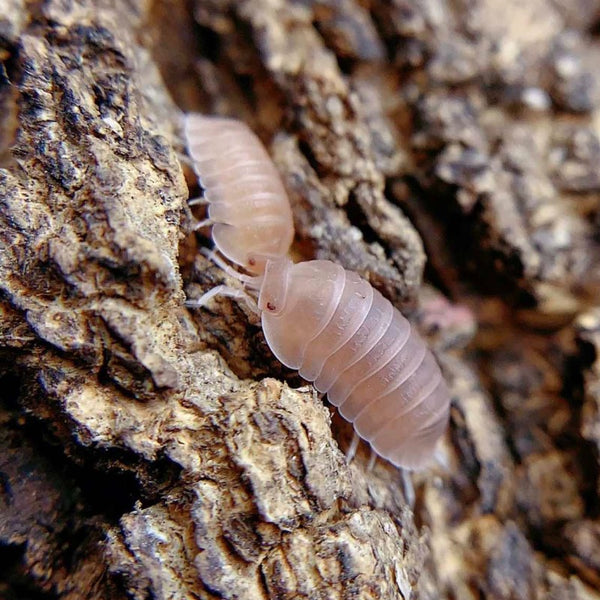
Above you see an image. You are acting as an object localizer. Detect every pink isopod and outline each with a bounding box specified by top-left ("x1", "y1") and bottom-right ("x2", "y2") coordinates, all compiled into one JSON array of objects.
[
  {"x1": 184, "y1": 113, "x2": 450, "y2": 471},
  {"x1": 184, "y1": 114, "x2": 294, "y2": 274}
]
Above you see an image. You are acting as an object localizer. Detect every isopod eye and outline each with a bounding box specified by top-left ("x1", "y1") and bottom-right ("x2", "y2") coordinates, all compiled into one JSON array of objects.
[
  {"x1": 248, "y1": 257, "x2": 256, "y2": 266},
  {"x1": 266, "y1": 302, "x2": 277, "y2": 311}
]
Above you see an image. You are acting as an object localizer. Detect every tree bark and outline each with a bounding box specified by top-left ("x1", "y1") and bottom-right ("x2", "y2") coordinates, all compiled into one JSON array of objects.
[{"x1": 1, "y1": 1, "x2": 600, "y2": 599}]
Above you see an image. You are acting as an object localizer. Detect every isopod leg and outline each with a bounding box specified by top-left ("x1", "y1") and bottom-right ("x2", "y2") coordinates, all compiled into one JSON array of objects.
[
  {"x1": 432, "y1": 443, "x2": 450, "y2": 472},
  {"x1": 345, "y1": 432, "x2": 360, "y2": 464},
  {"x1": 367, "y1": 450, "x2": 377, "y2": 472},
  {"x1": 200, "y1": 248, "x2": 258, "y2": 286},
  {"x1": 186, "y1": 284, "x2": 260, "y2": 316},
  {"x1": 188, "y1": 196, "x2": 209, "y2": 207},
  {"x1": 178, "y1": 152, "x2": 194, "y2": 169},
  {"x1": 193, "y1": 218, "x2": 213, "y2": 231},
  {"x1": 400, "y1": 469, "x2": 415, "y2": 508}
]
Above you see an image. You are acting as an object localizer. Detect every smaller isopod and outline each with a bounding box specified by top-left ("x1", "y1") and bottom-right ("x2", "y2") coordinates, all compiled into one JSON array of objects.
[
  {"x1": 184, "y1": 113, "x2": 294, "y2": 275},
  {"x1": 184, "y1": 114, "x2": 450, "y2": 471}
]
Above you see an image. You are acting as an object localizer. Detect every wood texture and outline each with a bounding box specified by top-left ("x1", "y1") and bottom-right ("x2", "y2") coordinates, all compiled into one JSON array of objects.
[{"x1": 1, "y1": 0, "x2": 600, "y2": 599}]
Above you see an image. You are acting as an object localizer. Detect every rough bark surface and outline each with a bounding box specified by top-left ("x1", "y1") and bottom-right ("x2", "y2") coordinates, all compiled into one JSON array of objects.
[{"x1": 1, "y1": 0, "x2": 600, "y2": 599}]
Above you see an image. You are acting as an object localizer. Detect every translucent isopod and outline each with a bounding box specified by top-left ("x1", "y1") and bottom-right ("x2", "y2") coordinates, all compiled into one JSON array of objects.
[
  {"x1": 257, "y1": 258, "x2": 450, "y2": 471},
  {"x1": 184, "y1": 113, "x2": 294, "y2": 274}
]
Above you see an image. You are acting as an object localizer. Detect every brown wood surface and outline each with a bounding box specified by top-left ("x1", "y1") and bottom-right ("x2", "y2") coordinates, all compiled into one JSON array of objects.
[{"x1": 1, "y1": 1, "x2": 600, "y2": 598}]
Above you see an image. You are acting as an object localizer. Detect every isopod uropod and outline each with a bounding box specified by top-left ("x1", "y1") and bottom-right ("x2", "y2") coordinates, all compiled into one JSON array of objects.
[{"x1": 184, "y1": 113, "x2": 450, "y2": 471}]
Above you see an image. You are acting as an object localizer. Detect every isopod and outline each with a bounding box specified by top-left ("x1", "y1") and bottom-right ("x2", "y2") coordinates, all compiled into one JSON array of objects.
[
  {"x1": 184, "y1": 113, "x2": 450, "y2": 471},
  {"x1": 184, "y1": 113, "x2": 294, "y2": 274},
  {"x1": 256, "y1": 257, "x2": 450, "y2": 470}
]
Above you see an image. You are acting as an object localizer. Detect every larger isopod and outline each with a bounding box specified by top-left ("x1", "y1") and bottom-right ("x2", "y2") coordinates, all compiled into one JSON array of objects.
[
  {"x1": 184, "y1": 113, "x2": 450, "y2": 471},
  {"x1": 257, "y1": 257, "x2": 450, "y2": 470}
]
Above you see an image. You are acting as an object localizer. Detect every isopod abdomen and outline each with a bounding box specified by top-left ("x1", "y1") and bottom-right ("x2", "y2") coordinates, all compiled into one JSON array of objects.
[
  {"x1": 184, "y1": 113, "x2": 294, "y2": 274},
  {"x1": 258, "y1": 258, "x2": 450, "y2": 471}
]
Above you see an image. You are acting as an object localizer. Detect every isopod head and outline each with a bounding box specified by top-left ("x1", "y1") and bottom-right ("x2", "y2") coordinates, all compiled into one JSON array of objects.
[{"x1": 258, "y1": 257, "x2": 292, "y2": 315}]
